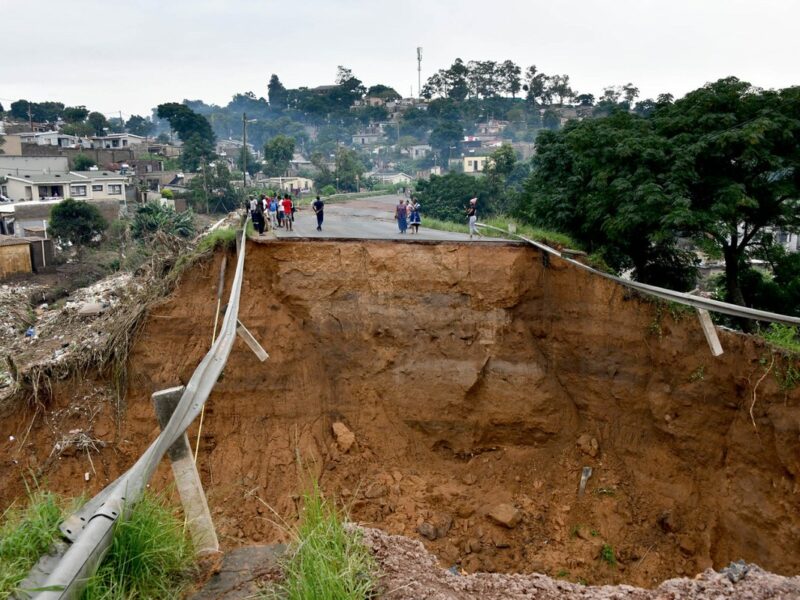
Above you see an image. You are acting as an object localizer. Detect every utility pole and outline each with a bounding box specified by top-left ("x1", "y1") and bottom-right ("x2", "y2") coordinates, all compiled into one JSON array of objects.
[
  {"x1": 242, "y1": 112, "x2": 247, "y2": 192},
  {"x1": 417, "y1": 47, "x2": 423, "y2": 99},
  {"x1": 28, "y1": 103, "x2": 33, "y2": 132}
]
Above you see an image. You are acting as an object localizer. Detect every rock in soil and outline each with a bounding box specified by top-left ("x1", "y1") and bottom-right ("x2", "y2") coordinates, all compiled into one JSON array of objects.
[
  {"x1": 487, "y1": 504, "x2": 522, "y2": 528},
  {"x1": 331, "y1": 421, "x2": 355, "y2": 453}
]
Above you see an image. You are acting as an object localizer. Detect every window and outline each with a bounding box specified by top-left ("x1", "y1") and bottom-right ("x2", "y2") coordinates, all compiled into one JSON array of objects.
[
  {"x1": 70, "y1": 185, "x2": 87, "y2": 197},
  {"x1": 92, "y1": 184, "x2": 103, "y2": 192},
  {"x1": 108, "y1": 184, "x2": 122, "y2": 195}
]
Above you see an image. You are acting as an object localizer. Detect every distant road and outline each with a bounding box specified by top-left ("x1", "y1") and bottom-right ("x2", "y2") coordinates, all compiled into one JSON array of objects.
[{"x1": 269, "y1": 194, "x2": 481, "y2": 241}]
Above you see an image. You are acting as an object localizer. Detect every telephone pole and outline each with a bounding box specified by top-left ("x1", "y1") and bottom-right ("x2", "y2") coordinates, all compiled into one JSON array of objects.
[
  {"x1": 417, "y1": 47, "x2": 423, "y2": 99},
  {"x1": 242, "y1": 113, "x2": 248, "y2": 192}
]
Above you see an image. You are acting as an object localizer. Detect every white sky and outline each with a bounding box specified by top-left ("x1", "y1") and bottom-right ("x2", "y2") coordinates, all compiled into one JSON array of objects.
[{"x1": 1, "y1": 0, "x2": 797, "y2": 118}]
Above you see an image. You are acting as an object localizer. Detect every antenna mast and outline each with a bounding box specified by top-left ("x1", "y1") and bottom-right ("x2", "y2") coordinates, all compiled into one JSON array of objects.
[{"x1": 417, "y1": 47, "x2": 423, "y2": 99}]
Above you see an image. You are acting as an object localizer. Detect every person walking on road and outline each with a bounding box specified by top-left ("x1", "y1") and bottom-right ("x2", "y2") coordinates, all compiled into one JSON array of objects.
[
  {"x1": 268, "y1": 196, "x2": 278, "y2": 229},
  {"x1": 312, "y1": 195, "x2": 325, "y2": 231},
  {"x1": 466, "y1": 197, "x2": 480, "y2": 240},
  {"x1": 409, "y1": 198, "x2": 421, "y2": 234},
  {"x1": 395, "y1": 198, "x2": 408, "y2": 233},
  {"x1": 281, "y1": 195, "x2": 294, "y2": 232}
]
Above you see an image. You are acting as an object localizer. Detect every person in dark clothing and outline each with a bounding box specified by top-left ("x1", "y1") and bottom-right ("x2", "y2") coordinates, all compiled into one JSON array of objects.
[
  {"x1": 254, "y1": 199, "x2": 265, "y2": 235},
  {"x1": 312, "y1": 195, "x2": 324, "y2": 231}
]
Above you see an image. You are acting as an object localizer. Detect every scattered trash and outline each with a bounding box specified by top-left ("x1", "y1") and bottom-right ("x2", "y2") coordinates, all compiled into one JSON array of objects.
[
  {"x1": 8, "y1": 435, "x2": 14, "y2": 442},
  {"x1": 25, "y1": 327, "x2": 35, "y2": 338},
  {"x1": 578, "y1": 466, "x2": 593, "y2": 497},
  {"x1": 723, "y1": 559, "x2": 751, "y2": 583},
  {"x1": 84, "y1": 472, "x2": 90, "y2": 482}
]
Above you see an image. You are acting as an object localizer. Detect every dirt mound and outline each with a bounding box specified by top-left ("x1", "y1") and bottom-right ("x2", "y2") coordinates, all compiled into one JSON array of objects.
[{"x1": 2, "y1": 239, "x2": 799, "y2": 589}]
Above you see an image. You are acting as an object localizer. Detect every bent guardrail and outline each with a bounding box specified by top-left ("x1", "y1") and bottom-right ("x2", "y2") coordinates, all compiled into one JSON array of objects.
[
  {"x1": 22, "y1": 219, "x2": 250, "y2": 599},
  {"x1": 476, "y1": 223, "x2": 800, "y2": 327}
]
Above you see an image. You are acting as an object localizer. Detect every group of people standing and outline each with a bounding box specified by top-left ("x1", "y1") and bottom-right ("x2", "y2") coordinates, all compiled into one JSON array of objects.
[
  {"x1": 395, "y1": 198, "x2": 422, "y2": 234},
  {"x1": 249, "y1": 194, "x2": 296, "y2": 234}
]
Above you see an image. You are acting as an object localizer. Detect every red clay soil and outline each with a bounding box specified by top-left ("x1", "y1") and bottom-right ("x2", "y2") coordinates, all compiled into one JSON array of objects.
[{"x1": 2, "y1": 239, "x2": 799, "y2": 590}]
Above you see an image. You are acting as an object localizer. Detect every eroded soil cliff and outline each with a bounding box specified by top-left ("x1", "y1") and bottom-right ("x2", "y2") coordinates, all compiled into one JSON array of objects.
[{"x1": 2, "y1": 239, "x2": 799, "y2": 588}]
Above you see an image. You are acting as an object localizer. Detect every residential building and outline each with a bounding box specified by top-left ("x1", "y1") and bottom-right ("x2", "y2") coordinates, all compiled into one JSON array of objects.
[
  {"x1": 368, "y1": 171, "x2": 413, "y2": 186},
  {"x1": 477, "y1": 120, "x2": 509, "y2": 136},
  {"x1": 2, "y1": 171, "x2": 127, "y2": 202},
  {"x1": 18, "y1": 131, "x2": 89, "y2": 149},
  {"x1": 90, "y1": 133, "x2": 146, "y2": 149},
  {"x1": 463, "y1": 155, "x2": 490, "y2": 173},
  {"x1": 406, "y1": 144, "x2": 432, "y2": 159},
  {"x1": 263, "y1": 176, "x2": 314, "y2": 194},
  {"x1": 352, "y1": 131, "x2": 384, "y2": 146}
]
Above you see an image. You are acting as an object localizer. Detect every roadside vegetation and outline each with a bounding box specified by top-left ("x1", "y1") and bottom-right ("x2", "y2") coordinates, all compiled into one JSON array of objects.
[
  {"x1": 0, "y1": 490, "x2": 66, "y2": 599},
  {"x1": 268, "y1": 483, "x2": 377, "y2": 600},
  {"x1": 0, "y1": 490, "x2": 193, "y2": 600}
]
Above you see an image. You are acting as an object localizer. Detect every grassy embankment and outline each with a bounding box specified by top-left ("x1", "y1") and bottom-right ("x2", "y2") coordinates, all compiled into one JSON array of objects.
[
  {"x1": 265, "y1": 483, "x2": 377, "y2": 600},
  {"x1": 0, "y1": 491, "x2": 193, "y2": 600}
]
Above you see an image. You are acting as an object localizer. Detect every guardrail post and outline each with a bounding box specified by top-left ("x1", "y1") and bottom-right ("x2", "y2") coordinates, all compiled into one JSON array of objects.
[
  {"x1": 153, "y1": 386, "x2": 219, "y2": 555},
  {"x1": 696, "y1": 308, "x2": 724, "y2": 357}
]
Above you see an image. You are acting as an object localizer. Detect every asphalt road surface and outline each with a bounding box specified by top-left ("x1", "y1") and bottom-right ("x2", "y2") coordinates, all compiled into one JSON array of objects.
[{"x1": 268, "y1": 194, "x2": 484, "y2": 241}]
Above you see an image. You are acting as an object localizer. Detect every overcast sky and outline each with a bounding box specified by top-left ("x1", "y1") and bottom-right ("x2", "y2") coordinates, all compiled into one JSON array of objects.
[{"x1": 1, "y1": 0, "x2": 797, "y2": 119}]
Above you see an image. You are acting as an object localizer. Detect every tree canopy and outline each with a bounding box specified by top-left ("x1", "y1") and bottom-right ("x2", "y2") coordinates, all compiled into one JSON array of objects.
[{"x1": 49, "y1": 199, "x2": 107, "y2": 246}]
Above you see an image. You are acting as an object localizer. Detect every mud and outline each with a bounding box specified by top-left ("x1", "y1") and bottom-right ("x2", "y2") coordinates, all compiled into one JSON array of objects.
[{"x1": 2, "y1": 239, "x2": 799, "y2": 589}]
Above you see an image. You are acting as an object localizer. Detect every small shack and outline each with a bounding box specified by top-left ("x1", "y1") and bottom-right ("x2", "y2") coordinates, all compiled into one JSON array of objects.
[
  {"x1": 0, "y1": 235, "x2": 32, "y2": 278},
  {"x1": 26, "y1": 236, "x2": 55, "y2": 272}
]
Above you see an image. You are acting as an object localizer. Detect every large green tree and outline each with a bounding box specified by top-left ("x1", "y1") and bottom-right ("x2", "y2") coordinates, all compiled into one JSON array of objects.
[
  {"x1": 125, "y1": 114, "x2": 155, "y2": 137},
  {"x1": 157, "y1": 103, "x2": 216, "y2": 171},
  {"x1": 654, "y1": 78, "x2": 800, "y2": 308},
  {"x1": 522, "y1": 111, "x2": 697, "y2": 289},
  {"x1": 87, "y1": 111, "x2": 109, "y2": 135},
  {"x1": 263, "y1": 135, "x2": 295, "y2": 176}
]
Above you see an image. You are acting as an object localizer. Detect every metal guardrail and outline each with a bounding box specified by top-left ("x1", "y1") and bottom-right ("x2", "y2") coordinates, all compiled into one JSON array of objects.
[
  {"x1": 23, "y1": 219, "x2": 250, "y2": 599},
  {"x1": 476, "y1": 223, "x2": 800, "y2": 327}
]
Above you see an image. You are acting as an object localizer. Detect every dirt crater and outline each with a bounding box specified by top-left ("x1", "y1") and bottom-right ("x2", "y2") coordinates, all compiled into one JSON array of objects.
[{"x1": 2, "y1": 239, "x2": 799, "y2": 588}]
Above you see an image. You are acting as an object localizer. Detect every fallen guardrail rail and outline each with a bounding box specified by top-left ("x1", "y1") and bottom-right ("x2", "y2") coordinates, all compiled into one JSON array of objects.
[
  {"x1": 19, "y1": 218, "x2": 251, "y2": 600},
  {"x1": 475, "y1": 223, "x2": 800, "y2": 355}
]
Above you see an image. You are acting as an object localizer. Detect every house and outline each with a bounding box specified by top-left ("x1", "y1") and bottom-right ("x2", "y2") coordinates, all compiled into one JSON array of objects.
[
  {"x1": 406, "y1": 144, "x2": 432, "y2": 160},
  {"x1": 90, "y1": 133, "x2": 146, "y2": 149},
  {"x1": 0, "y1": 235, "x2": 32, "y2": 278},
  {"x1": 352, "y1": 131, "x2": 384, "y2": 146},
  {"x1": 18, "y1": 131, "x2": 89, "y2": 149},
  {"x1": 416, "y1": 166, "x2": 443, "y2": 180},
  {"x1": 2, "y1": 171, "x2": 127, "y2": 202},
  {"x1": 477, "y1": 120, "x2": 509, "y2": 136},
  {"x1": 368, "y1": 171, "x2": 413, "y2": 186},
  {"x1": 216, "y1": 138, "x2": 256, "y2": 158},
  {"x1": 262, "y1": 176, "x2": 314, "y2": 194},
  {"x1": 463, "y1": 155, "x2": 490, "y2": 173}
]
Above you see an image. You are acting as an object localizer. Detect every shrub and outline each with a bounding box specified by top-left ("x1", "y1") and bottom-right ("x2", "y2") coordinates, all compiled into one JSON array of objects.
[
  {"x1": 49, "y1": 198, "x2": 107, "y2": 246},
  {"x1": 72, "y1": 153, "x2": 97, "y2": 171},
  {"x1": 132, "y1": 202, "x2": 194, "y2": 239},
  {"x1": 320, "y1": 185, "x2": 337, "y2": 197},
  {"x1": 160, "y1": 188, "x2": 174, "y2": 199}
]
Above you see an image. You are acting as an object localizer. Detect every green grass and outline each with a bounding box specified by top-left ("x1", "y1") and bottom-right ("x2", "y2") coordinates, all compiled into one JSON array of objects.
[
  {"x1": 763, "y1": 323, "x2": 800, "y2": 354},
  {"x1": 272, "y1": 483, "x2": 377, "y2": 600},
  {"x1": 82, "y1": 492, "x2": 194, "y2": 600},
  {"x1": 198, "y1": 227, "x2": 237, "y2": 253},
  {"x1": 0, "y1": 491, "x2": 66, "y2": 599},
  {"x1": 421, "y1": 214, "x2": 579, "y2": 249},
  {"x1": 599, "y1": 543, "x2": 617, "y2": 567}
]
